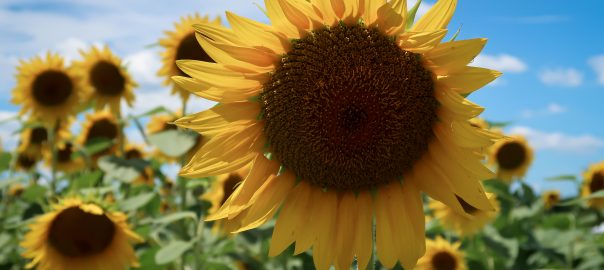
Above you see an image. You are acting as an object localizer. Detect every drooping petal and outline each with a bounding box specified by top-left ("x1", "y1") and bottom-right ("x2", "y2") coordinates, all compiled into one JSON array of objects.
[
  {"x1": 439, "y1": 66, "x2": 502, "y2": 94},
  {"x1": 398, "y1": 29, "x2": 448, "y2": 53},
  {"x1": 411, "y1": 0, "x2": 457, "y2": 32},
  {"x1": 425, "y1": 38, "x2": 487, "y2": 74}
]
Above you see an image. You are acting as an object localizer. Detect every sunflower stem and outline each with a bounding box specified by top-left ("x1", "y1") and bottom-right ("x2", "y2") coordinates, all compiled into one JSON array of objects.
[
  {"x1": 49, "y1": 119, "x2": 60, "y2": 196},
  {"x1": 116, "y1": 107, "x2": 125, "y2": 157}
]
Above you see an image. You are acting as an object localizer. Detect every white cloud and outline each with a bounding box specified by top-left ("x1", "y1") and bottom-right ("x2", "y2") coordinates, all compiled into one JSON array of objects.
[
  {"x1": 473, "y1": 54, "x2": 527, "y2": 73},
  {"x1": 54, "y1": 37, "x2": 89, "y2": 62},
  {"x1": 588, "y1": 55, "x2": 604, "y2": 86},
  {"x1": 547, "y1": 103, "x2": 566, "y2": 114},
  {"x1": 520, "y1": 103, "x2": 567, "y2": 119},
  {"x1": 539, "y1": 68, "x2": 583, "y2": 87},
  {"x1": 0, "y1": 111, "x2": 20, "y2": 150},
  {"x1": 124, "y1": 49, "x2": 163, "y2": 86},
  {"x1": 508, "y1": 126, "x2": 604, "y2": 154}
]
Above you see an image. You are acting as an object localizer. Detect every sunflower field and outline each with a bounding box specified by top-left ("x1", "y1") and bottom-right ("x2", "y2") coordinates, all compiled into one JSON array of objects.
[{"x1": 1, "y1": 0, "x2": 604, "y2": 269}]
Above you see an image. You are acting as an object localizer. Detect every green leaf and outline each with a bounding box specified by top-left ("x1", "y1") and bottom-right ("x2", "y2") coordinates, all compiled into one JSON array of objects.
[
  {"x1": 72, "y1": 171, "x2": 103, "y2": 189},
  {"x1": 148, "y1": 130, "x2": 198, "y2": 157},
  {"x1": 120, "y1": 192, "x2": 156, "y2": 212},
  {"x1": 22, "y1": 185, "x2": 48, "y2": 203},
  {"x1": 155, "y1": 241, "x2": 192, "y2": 265},
  {"x1": 0, "y1": 177, "x2": 20, "y2": 189},
  {"x1": 0, "y1": 152, "x2": 12, "y2": 172},
  {"x1": 129, "y1": 106, "x2": 169, "y2": 120},
  {"x1": 558, "y1": 190, "x2": 604, "y2": 206},
  {"x1": 546, "y1": 175, "x2": 578, "y2": 182},
  {"x1": 405, "y1": 0, "x2": 422, "y2": 29},
  {"x1": 449, "y1": 25, "x2": 462, "y2": 41},
  {"x1": 139, "y1": 247, "x2": 162, "y2": 270},
  {"x1": 74, "y1": 138, "x2": 114, "y2": 158},
  {"x1": 98, "y1": 156, "x2": 147, "y2": 183},
  {"x1": 153, "y1": 211, "x2": 197, "y2": 225}
]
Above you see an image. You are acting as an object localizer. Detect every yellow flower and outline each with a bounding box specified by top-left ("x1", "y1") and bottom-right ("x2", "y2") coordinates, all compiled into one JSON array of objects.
[
  {"x1": 12, "y1": 52, "x2": 85, "y2": 125},
  {"x1": 78, "y1": 110, "x2": 121, "y2": 162},
  {"x1": 43, "y1": 140, "x2": 85, "y2": 173},
  {"x1": 202, "y1": 166, "x2": 250, "y2": 233},
  {"x1": 429, "y1": 193, "x2": 499, "y2": 237},
  {"x1": 174, "y1": 0, "x2": 500, "y2": 269},
  {"x1": 7, "y1": 183, "x2": 25, "y2": 197},
  {"x1": 18, "y1": 119, "x2": 71, "y2": 156},
  {"x1": 15, "y1": 145, "x2": 40, "y2": 172},
  {"x1": 489, "y1": 135, "x2": 534, "y2": 182},
  {"x1": 582, "y1": 161, "x2": 604, "y2": 208},
  {"x1": 21, "y1": 197, "x2": 142, "y2": 270},
  {"x1": 74, "y1": 45, "x2": 137, "y2": 114},
  {"x1": 542, "y1": 190, "x2": 560, "y2": 210},
  {"x1": 158, "y1": 14, "x2": 222, "y2": 102},
  {"x1": 416, "y1": 236, "x2": 466, "y2": 270}
]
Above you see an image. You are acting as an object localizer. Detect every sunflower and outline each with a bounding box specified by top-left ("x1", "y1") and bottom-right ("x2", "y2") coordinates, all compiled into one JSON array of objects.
[
  {"x1": 15, "y1": 145, "x2": 40, "y2": 172},
  {"x1": 74, "y1": 45, "x2": 137, "y2": 114},
  {"x1": 21, "y1": 197, "x2": 142, "y2": 270},
  {"x1": 582, "y1": 161, "x2": 604, "y2": 208},
  {"x1": 7, "y1": 183, "x2": 25, "y2": 197},
  {"x1": 429, "y1": 193, "x2": 499, "y2": 237},
  {"x1": 12, "y1": 52, "x2": 84, "y2": 125},
  {"x1": 202, "y1": 166, "x2": 250, "y2": 233},
  {"x1": 43, "y1": 140, "x2": 85, "y2": 173},
  {"x1": 123, "y1": 144, "x2": 155, "y2": 186},
  {"x1": 416, "y1": 236, "x2": 466, "y2": 270},
  {"x1": 78, "y1": 110, "x2": 121, "y2": 160},
  {"x1": 158, "y1": 14, "x2": 222, "y2": 102},
  {"x1": 489, "y1": 135, "x2": 533, "y2": 182},
  {"x1": 173, "y1": 0, "x2": 500, "y2": 269},
  {"x1": 542, "y1": 190, "x2": 560, "y2": 210}
]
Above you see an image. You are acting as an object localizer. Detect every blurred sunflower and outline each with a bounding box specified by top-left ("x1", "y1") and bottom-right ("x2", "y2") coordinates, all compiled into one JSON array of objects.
[
  {"x1": 582, "y1": 162, "x2": 604, "y2": 208},
  {"x1": 12, "y1": 52, "x2": 84, "y2": 125},
  {"x1": 202, "y1": 166, "x2": 250, "y2": 233},
  {"x1": 489, "y1": 135, "x2": 533, "y2": 182},
  {"x1": 21, "y1": 197, "x2": 141, "y2": 270},
  {"x1": 416, "y1": 236, "x2": 466, "y2": 270},
  {"x1": 429, "y1": 193, "x2": 499, "y2": 237},
  {"x1": 173, "y1": 0, "x2": 500, "y2": 269},
  {"x1": 158, "y1": 14, "x2": 221, "y2": 103},
  {"x1": 542, "y1": 190, "x2": 560, "y2": 210},
  {"x1": 15, "y1": 145, "x2": 40, "y2": 172},
  {"x1": 7, "y1": 183, "x2": 25, "y2": 197},
  {"x1": 78, "y1": 110, "x2": 121, "y2": 160},
  {"x1": 18, "y1": 119, "x2": 72, "y2": 155},
  {"x1": 160, "y1": 178, "x2": 175, "y2": 196},
  {"x1": 74, "y1": 46, "x2": 137, "y2": 114},
  {"x1": 123, "y1": 144, "x2": 155, "y2": 186},
  {"x1": 43, "y1": 141, "x2": 85, "y2": 173}
]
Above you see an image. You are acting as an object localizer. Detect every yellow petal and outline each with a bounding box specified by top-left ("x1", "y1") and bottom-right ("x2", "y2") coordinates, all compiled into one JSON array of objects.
[
  {"x1": 398, "y1": 180, "x2": 425, "y2": 269},
  {"x1": 425, "y1": 38, "x2": 487, "y2": 74},
  {"x1": 311, "y1": 0, "x2": 338, "y2": 25},
  {"x1": 175, "y1": 60, "x2": 265, "y2": 90},
  {"x1": 435, "y1": 87, "x2": 484, "y2": 120},
  {"x1": 175, "y1": 102, "x2": 259, "y2": 135},
  {"x1": 398, "y1": 29, "x2": 448, "y2": 53},
  {"x1": 362, "y1": 0, "x2": 385, "y2": 25},
  {"x1": 269, "y1": 182, "x2": 312, "y2": 256},
  {"x1": 278, "y1": 0, "x2": 323, "y2": 31},
  {"x1": 294, "y1": 186, "x2": 323, "y2": 254},
  {"x1": 226, "y1": 11, "x2": 290, "y2": 54},
  {"x1": 439, "y1": 66, "x2": 502, "y2": 94},
  {"x1": 375, "y1": 3, "x2": 405, "y2": 35},
  {"x1": 171, "y1": 76, "x2": 260, "y2": 103},
  {"x1": 411, "y1": 159, "x2": 468, "y2": 216},
  {"x1": 375, "y1": 182, "x2": 399, "y2": 269},
  {"x1": 312, "y1": 190, "x2": 338, "y2": 270},
  {"x1": 334, "y1": 192, "x2": 356, "y2": 270},
  {"x1": 265, "y1": 0, "x2": 302, "y2": 38},
  {"x1": 195, "y1": 32, "x2": 275, "y2": 72},
  {"x1": 411, "y1": 0, "x2": 457, "y2": 32},
  {"x1": 191, "y1": 23, "x2": 240, "y2": 46},
  {"x1": 353, "y1": 191, "x2": 373, "y2": 270}
]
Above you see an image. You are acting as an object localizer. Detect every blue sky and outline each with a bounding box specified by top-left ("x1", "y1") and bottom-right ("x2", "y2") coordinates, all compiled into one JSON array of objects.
[{"x1": 0, "y1": 0, "x2": 603, "y2": 196}]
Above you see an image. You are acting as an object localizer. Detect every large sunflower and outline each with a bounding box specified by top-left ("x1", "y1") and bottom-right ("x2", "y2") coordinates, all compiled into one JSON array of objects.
[
  {"x1": 21, "y1": 197, "x2": 141, "y2": 270},
  {"x1": 174, "y1": 0, "x2": 500, "y2": 269},
  {"x1": 158, "y1": 14, "x2": 222, "y2": 102},
  {"x1": 582, "y1": 161, "x2": 604, "y2": 209},
  {"x1": 74, "y1": 46, "x2": 137, "y2": 114},
  {"x1": 12, "y1": 52, "x2": 84, "y2": 125},
  {"x1": 489, "y1": 135, "x2": 533, "y2": 182},
  {"x1": 78, "y1": 111, "x2": 121, "y2": 160},
  {"x1": 416, "y1": 236, "x2": 466, "y2": 270},
  {"x1": 429, "y1": 193, "x2": 499, "y2": 237}
]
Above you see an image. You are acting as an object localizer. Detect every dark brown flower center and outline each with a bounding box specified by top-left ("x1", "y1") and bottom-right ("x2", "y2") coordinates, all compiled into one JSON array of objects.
[
  {"x1": 260, "y1": 24, "x2": 437, "y2": 190},
  {"x1": 175, "y1": 33, "x2": 214, "y2": 77},
  {"x1": 85, "y1": 119, "x2": 119, "y2": 144},
  {"x1": 125, "y1": 149, "x2": 143, "y2": 160},
  {"x1": 48, "y1": 206, "x2": 115, "y2": 257},
  {"x1": 17, "y1": 154, "x2": 37, "y2": 170},
  {"x1": 590, "y1": 172, "x2": 604, "y2": 193},
  {"x1": 220, "y1": 173, "x2": 243, "y2": 206},
  {"x1": 30, "y1": 127, "x2": 48, "y2": 145},
  {"x1": 32, "y1": 70, "x2": 73, "y2": 106},
  {"x1": 57, "y1": 143, "x2": 74, "y2": 163},
  {"x1": 90, "y1": 61, "x2": 126, "y2": 96},
  {"x1": 431, "y1": 251, "x2": 458, "y2": 270},
  {"x1": 456, "y1": 195, "x2": 478, "y2": 215},
  {"x1": 547, "y1": 193, "x2": 559, "y2": 202},
  {"x1": 495, "y1": 141, "x2": 526, "y2": 170}
]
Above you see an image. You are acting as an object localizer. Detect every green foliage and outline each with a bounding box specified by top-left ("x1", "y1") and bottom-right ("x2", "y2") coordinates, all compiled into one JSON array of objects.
[{"x1": 147, "y1": 130, "x2": 197, "y2": 158}]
